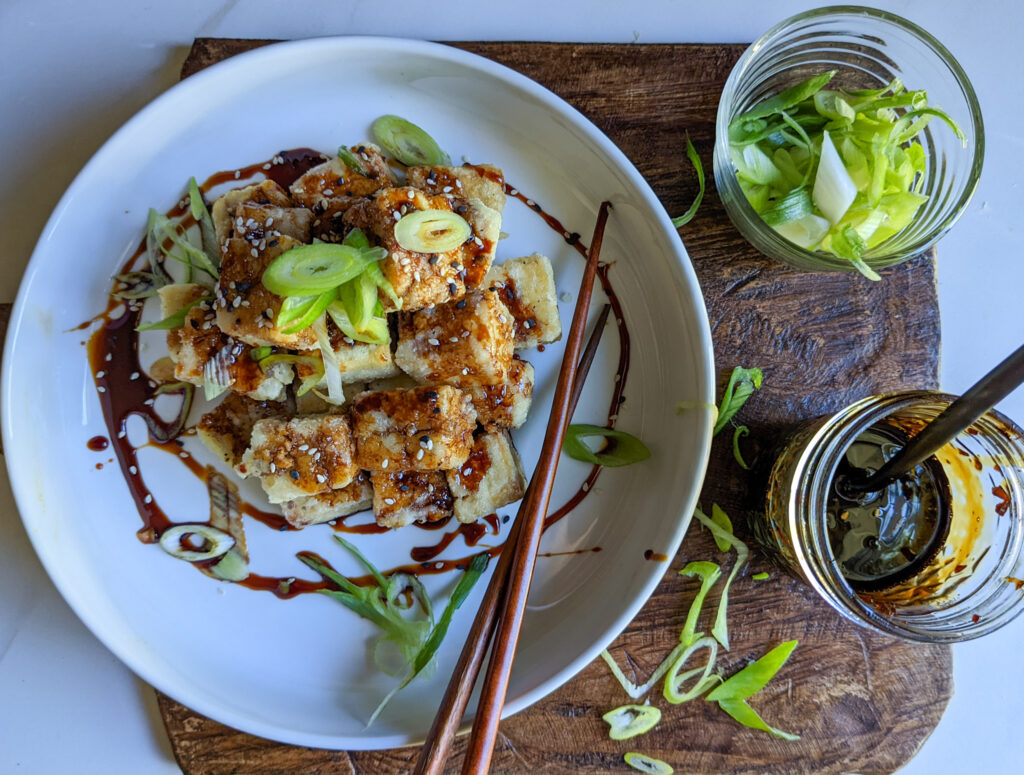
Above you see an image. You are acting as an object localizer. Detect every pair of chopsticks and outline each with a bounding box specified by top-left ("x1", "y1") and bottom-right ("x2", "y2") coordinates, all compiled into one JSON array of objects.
[{"x1": 413, "y1": 201, "x2": 612, "y2": 775}]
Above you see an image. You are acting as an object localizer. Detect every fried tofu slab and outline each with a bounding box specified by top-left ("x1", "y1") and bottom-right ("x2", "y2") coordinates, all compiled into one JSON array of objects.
[
  {"x1": 241, "y1": 415, "x2": 359, "y2": 503},
  {"x1": 447, "y1": 431, "x2": 527, "y2": 523},
  {"x1": 465, "y1": 358, "x2": 534, "y2": 430},
  {"x1": 280, "y1": 473, "x2": 373, "y2": 528},
  {"x1": 484, "y1": 254, "x2": 562, "y2": 349},
  {"x1": 394, "y1": 289, "x2": 514, "y2": 387},
  {"x1": 349, "y1": 385, "x2": 477, "y2": 471},
  {"x1": 370, "y1": 470, "x2": 453, "y2": 528},
  {"x1": 406, "y1": 164, "x2": 506, "y2": 214}
]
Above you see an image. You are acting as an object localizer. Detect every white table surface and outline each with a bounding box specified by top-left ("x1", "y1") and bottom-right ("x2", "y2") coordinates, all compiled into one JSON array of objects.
[{"x1": 1, "y1": 1, "x2": 1021, "y2": 772}]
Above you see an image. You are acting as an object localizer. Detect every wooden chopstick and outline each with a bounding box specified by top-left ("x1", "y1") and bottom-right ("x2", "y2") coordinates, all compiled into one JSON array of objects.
[
  {"x1": 412, "y1": 302, "x2": 610, "y2": 775},
  {"x1": 412, "y1": 204, "x2": 613, "y2": 775},
  {"x1": 462, "y1": 202, "x2": 611, "y2": 774}
]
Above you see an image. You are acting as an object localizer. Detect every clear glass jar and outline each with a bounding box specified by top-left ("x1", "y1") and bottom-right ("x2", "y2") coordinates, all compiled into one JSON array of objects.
[
  {"x1": 760, "y1": 391, "x2": 1024, "y2": 642},
  {"x1": 714, "y1": 5, "x2": 984, "y2": 273}
]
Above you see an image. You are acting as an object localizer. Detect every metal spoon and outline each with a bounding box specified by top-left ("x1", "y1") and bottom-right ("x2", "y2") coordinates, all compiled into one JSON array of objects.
[{"x1": 844, "y1": 342, "x2": 1024, "y2": 494}]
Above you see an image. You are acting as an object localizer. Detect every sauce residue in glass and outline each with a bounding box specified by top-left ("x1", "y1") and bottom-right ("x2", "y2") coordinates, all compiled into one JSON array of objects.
[{"x1": 828, "y1": 425, "x2": 952, "y2": 592}]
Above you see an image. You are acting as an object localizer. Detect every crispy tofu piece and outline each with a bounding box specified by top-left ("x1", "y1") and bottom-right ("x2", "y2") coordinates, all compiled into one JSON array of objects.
[
  {"x1": 324, "y1": 322, "x2": 401, "y2": 383},
  {"x1": 447, "y1": 431, "x2": 527, "y2": 523},
  {"x1": 158, "y1": 284, "x2": 293, "y2": 401},
  {"x1": 215, "y1": 235, "x2": 320, "y2": 350},
  {"x1": 196, "y1": 393, "x2": 290, "y2": 474},
  {"x1": 233, "y1": 202, "x2": 313, "y2": 245},
  {"x1": 211, "y1": 180, "x2": 294, "y2": 245},
  {"x1": 465, "y1": 359, "x2": 534, "y2": 430},
  {"x1": 343, "y1": 187, "x2": 501, "y2": 310},
  {"x1": 241, "y1": 415, "x2": 359, "y2": 504},
  {"x1": 370, "y1": 470, "x2": 453, "y2": 529},
  {"x1": 349, "y1": 385, "x2": 476, "y2": 471},
  {"x1": 279, "y1": 473, "x2": 373, "y2": 528},
  {"x1": 406, "y1": 164, "x2": 506, "y2": 214},
  {"x1": 394, "y1": 289, "x2": 514, "y2": 387},
  {"x1": 484, "y1": 254, "x2": 562, "y2": 349},
  {"x1": 289, "y1": 148, "x2": 395, "y2": 241}
]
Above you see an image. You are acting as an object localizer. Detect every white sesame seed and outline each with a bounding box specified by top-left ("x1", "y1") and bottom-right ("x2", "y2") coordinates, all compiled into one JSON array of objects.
[
  {"x1": 413, "y1": 271, "x2": 421, "y2": 282},
  {"x1": 128, "y1": 465, "x2": 137, "y2": 474},
  {"x1": 427, "y1": 337, "x2": 440, "y2": 346},
  {"x1": 462, "y1": 368, "x2": 469, "y2": 375},
  {"x1": 143, "y1": 494, "x2": 153, "y2": 504},
  {"x1": 442, "y1": 186, "x2": 453, "y2": 193},
  {"x1": 262, "y1": 163, "x2": 272, "y2": 170},
  {"x1": 97, "y1": 386, "x2": 107, "y2": 393},
  {"x1": 526, "y1": 199, "x2": 535, "y2": 206},
  {"x1": 382, "y1": 459, "x2": 389, "y2": 469},
  {"x1": 180, "y1": 452, "x2": 189, "y2": 459},
  {"x1": 461, "y1": 331, "x2": 469, "y2": 338},
  {"x1": 105, "y1": 353, "x2": 112, "y2": 362},
  {"x1": 250, "y1": 248, "x2": 258, "y2": 258},
  {"x1": 266, "y1": 217, "x2": 274, "y2": 226},
  {"x1": 316, "y1": 474, "x2": 327, "y2": 484},
  {"x1": 393, "y1": 210, "x2": 401, "y2": 220},
  {"x1": 323, "y1": 189, "x2": 333, "y2": 196},
  {"x1": 118, "y1": 430, "x2": 127, "y2": 439},
  {"x1": 144, "y1": 398, "x2": 154, "y2": 406},
  {"x1": 582, "y1": 482, "x2": 590, "y2": 492},
  {"x1": 298, "y1": 444, "x2": 309, "y2": 451},
  {"x1": 449, "y1": 336, "x2": 459, "y2": 343},
  {"x1": 428, "y1": 484, "x2": 435, "y2": 494},
  {"x1": 510, "y1": 188, "x2": 519, "y2": 196},
  {"x1": 234, "y1": 170, "x2": 241, "y2": 179},
  {"x1": 416, "y1": 449, "x2": 425, "y2": 460},
  {"x1": 270, "y1": 463, "x2": 276, "y2": 473},
  {"x1": 385, "y1": 498, "x2": 395, "y2": 505},
  {"x1": 96, "y1": 370, "x2": 105, "y2": 379}
]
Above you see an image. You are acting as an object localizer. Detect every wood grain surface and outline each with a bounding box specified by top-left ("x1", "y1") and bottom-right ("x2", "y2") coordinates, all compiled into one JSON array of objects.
[{"x1": 156, "y1": 39, "x2": 950, "y2": 775}]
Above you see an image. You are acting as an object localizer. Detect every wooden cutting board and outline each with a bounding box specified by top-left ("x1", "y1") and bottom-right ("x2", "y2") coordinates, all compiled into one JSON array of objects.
[{"x1": 154, "y1": 40, "x2": 949, "y2": 775}]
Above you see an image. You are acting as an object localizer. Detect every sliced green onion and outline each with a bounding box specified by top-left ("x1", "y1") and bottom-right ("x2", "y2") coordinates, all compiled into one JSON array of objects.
[
  {"x1": 113, "y1": 271, "x2": 165, "y2": 300},
  {"x1": 731, "y1": 71, "x2": 836, "y2": 128},
  {"x1": 371, "y1": 115, "x2": 451, "y2": 166},
  {"x1": 136, "y1": 295, "x2": 210, "y2": 331},
  {"x1": 312, "y1": 315, "x2": 345, "y2": 404},
  {"x1": 337, "y1": 145, "x2": 366, "y2": 175},
  {"x1": 280, "y1": 289, "x2": 335, "y2": 335},
  {"x1": 143, "y1": 383, "x2": 194, "y2": 443},
  {"x1": 693, "y1": 506, "x2": 749, "y2": 650},
  {"x1": 188, "y1": 177, "x2": 220, "y2": 269},
  {"x1": 159, "y1": 524, "x2": 235, "y2": 562},
  {"x1": 713, "y1": 367, "x2": 763, "y2": 436},
  {"x1": 338, "y1": 272, "x2": 378, "y2": 332},
  {"x1": 394, "y1": 209, "x2": 471, "y2": 254},
  {"x1": 706, "y1": 640, "x2": 800, "y2": 740},
  {"x1": 327, "y1": 301, "x2": 390, "y2": 346},
  {"x1": 276, "y1": 295, "x2": 317, "y2": 328},
  {"x1": 716, "y1": 698, "x2": 800, "y2": 741},
  {"x1": 752, "y1": 572, "x2": 770, "y2": 581},
  {"x1": 563, "y1": 424, "x2": 651, "y2": 467},
  {"x1": 679, "y1": 562, "x2": 721, "y2": 647},
  {"x1": 262, "y1": 243, "x2": 374, "y2": 297},
  {"x1": 209, "y1": 548, "x2": 249, "y2": 581},
  {"x1": 601, "y1": 644, "x2": 687, "y2": 701},
  {"x1": 367, "y1": 552, "x2": 488, "y2": 725},
  {"x1": 812, "y1": 130, "x2": 858, "y2": 224},
  {"x1": 760, "y1": 187, "x2": 812, "y2": 228},
  {"x1": 663, "y1": 636, "x2": 720, "y2": 704},
  {"x1": 150, "y1": 209, "x2": 219, "y2": 280},
  {"x1": 203, "y1": 346, "x2": 235, "y2": 401},
  {"x1": 671, "y1": 132, "x2": 705, "y2": 228},
  {"x1": 602, "y1": 704, "x2": 662, "y2": 741},
  {"x1": 624, "y1": 752, "x2": 674, "y2": 775},
  {"x1": 343, "y1": 227, "x2": 371, "y2": 250},
  {"x1": 249, "y1": 346, "x2": 273, "y2": 361},
  {"x1": 732, "y1": 426, "x2": 751, "y2": 470}
]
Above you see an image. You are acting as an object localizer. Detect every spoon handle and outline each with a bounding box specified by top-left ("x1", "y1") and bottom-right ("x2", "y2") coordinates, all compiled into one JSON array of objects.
[{"x1": 852, "y1": 342, "x2": 1024, "y2": 493}]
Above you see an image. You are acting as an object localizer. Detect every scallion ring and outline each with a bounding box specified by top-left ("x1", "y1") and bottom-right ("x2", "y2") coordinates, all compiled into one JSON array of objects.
[
  {"x1": 394, "y1": 209, "x2": 471, "y2": 254},
  {"x1": 159, "y1": 524, "x2": 235, "y2": 562},
  {"x1": 262, "y1": 243, "x2": 376, "y2": 297},
  {"x1": 371, "y1": 115, "x2": 451, "y2": 166}
]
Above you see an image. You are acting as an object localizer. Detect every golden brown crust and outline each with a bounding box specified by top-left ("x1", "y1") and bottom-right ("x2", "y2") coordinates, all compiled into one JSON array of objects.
[{"x1": 370, "y1": 470, "x2": 453, "y2": 528}]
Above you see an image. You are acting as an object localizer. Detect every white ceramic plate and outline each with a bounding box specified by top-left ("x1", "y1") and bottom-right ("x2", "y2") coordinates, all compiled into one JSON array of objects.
[{"x1": 2, "y1": 38, "x2": 714, "y2": 749}]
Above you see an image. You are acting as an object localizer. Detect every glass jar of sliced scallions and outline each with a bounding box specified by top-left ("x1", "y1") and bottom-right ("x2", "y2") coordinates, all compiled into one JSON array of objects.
[{"x1": 714, "y1": 6, "x2": 983, "y2": 279}]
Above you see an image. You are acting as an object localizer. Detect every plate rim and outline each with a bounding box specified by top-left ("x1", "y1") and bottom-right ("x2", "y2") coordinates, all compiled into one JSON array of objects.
[{"x1": 2, "y1": 35, "x2": 715, "y2": 749}]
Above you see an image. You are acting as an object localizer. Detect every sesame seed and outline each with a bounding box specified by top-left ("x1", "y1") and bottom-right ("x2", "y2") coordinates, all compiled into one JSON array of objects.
[
  {"x1": 461, "y1": 368, "x2": 469, "y2": 375},
  {"x1": 250, "y1": 248, "x2": 258, "y2": 258},
  {"x1": 442, "y1": 186, "x2": 453, "y2": 193},
  {"x1": 385, "y1": 498, "x2": 396, "y2": 505},
  {"x1": 128, "y1": 465, "x2": 137, "y2": 474},
  {"x1": 427, "y1": 337, "x2": 440, "y2": 346},
  {"x1": 428, "y1": 484, "x2": 435, "y2": 494},
  {"x1": 234, "y1": 170, "x2": 241, "y2": 179},
  {"x1": 96, "y1": 370, "x2": 106, "y2": 379},
  {"x1": 97, "y1": 386, "x2": 107, "y2": 393},
  {"x1": 316, "y1": 474, "x2": 327, "y2": 484},
  {"x1": 262, "y1": 163, "x2": 272, "y2": 170},
  {"x1": 582, "y1": 482, "x2": 590, "y2": 492},
  {"x1": 308, "y1": 448, "x2": 318, "y2": 455},
  {"x1": 266, "y1": 217, "x2": 274, "y2": 226},
  {"x1": 382, "y1": 459, "x2": 389, "y2": 469},
  {"x1": 289, "y1": 470, "x2": 300, "y2": 480},
  {"x1": 456, "y1": 299, "x2": 466, "y2": 309},
  {"x1": 413, "y1": 271, "x2": 421, "y2": 282},
  {"x1": 298, "y1": 444, "x2": 309, "y2": 451},
  {"x1": 448, "y1": 283, "x2": 457, "y2": 295},
  {"x1": 323, "y1": 189, "x2": 333, "y2": 196},
  {"x1": 449, "y1": 336, "x2": 459, "y2": 343},
  {"x1": 143, "y1": 494, "x2": 153, "y2": 504},
  {"x1": 270, "y1": 463, "x2": 276, "y2": 473},
  {"x1": 416, "y1": 449, "x2": 425, "y2": 460},
  {"x1": 118, "y1": 430, "x2": 127, "y2": 439},
  {"x1": 526, "y1": 198, "x2": 535, "y2": 206},
  {"x1": 180, "y1": 452, "x2": 189, "y2": 459},
  {"x1": 510, "y1": 188, "x2": 519, "y2": 195},
  {"x1": 105, "y1": 353, "x2": 112, "y2": 362},
  {"x1": 144, "y1": 398, "x2": 154, "y2": 406}
]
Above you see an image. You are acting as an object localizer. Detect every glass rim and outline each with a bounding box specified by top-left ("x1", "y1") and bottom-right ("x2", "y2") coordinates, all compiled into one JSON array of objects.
[{"x1": 714, "y1": 4, "x2": 986, "y2": 270}]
